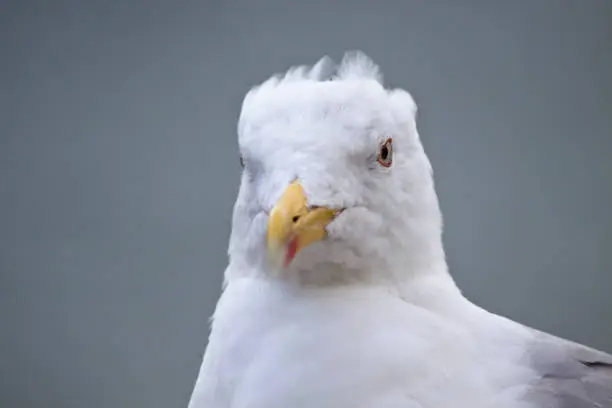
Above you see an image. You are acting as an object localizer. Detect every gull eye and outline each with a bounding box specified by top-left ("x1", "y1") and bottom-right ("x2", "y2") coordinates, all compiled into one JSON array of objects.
[
  {"x1": 239, "y1": 155, "x2": 245, "y2": 169},
  {"x1": 377, "y1": 138, "x2": 393, "y2": 167}
]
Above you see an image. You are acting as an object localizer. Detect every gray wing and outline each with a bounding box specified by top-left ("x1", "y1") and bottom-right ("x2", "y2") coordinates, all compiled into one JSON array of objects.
[{"x1": 524, "y1": 328, "x2": 612, "y2": 408}]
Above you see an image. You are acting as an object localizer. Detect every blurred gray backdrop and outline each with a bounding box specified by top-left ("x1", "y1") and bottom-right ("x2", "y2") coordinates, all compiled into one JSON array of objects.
[{"x1": 2, "y1": 1, "x2": 611, "y2": 407}]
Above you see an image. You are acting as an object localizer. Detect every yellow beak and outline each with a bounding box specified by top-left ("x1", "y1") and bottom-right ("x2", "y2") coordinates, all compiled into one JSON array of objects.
[{"x1": 266, "y1": 181, "x2": 340, "y2": 268}]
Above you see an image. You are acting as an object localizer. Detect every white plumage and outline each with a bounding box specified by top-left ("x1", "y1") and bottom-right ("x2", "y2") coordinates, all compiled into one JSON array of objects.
[{"x1": 188, "y1": 52, "x2": 612, "y2": 408}]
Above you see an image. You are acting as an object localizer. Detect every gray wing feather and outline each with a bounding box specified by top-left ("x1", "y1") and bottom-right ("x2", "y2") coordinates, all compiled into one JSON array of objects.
[{"x1": 525, "y1": 328, "x2": 612, "y2": 408}]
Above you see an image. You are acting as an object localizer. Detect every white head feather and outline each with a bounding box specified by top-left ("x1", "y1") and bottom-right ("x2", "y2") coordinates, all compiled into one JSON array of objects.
[{"x1": 227, "y1": 52, "x2": 456, "y2": 295}]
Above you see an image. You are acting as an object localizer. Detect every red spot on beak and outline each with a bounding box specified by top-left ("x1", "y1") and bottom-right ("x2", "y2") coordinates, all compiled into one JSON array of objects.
[{"x1": 284, "y1": 236, "x2": 299, "y2": 268}]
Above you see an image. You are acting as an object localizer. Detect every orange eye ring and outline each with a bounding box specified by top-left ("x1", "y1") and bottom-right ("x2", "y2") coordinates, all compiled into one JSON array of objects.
[{"x1": 377, "y1": 138, "x2": 393, "y2": 167}]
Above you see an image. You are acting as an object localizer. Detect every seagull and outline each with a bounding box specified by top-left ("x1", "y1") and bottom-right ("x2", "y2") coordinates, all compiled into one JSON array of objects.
[{"x1": 187, "y1": 52, "x2": 612, "y2": 408}]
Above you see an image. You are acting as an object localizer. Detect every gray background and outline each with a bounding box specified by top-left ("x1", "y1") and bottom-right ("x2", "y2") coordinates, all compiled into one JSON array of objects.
[{"x1": 2, "y1": 1, "x2": 611, "y2": 407}]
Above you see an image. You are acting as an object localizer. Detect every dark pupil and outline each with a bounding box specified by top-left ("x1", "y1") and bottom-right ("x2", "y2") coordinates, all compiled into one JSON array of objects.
[
  {"x1": 239, "y1": 156, "x2": 244, "y2": 168},
  {"x1": 380, "y1": 146, "x2": 389, "y2": 160}
]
